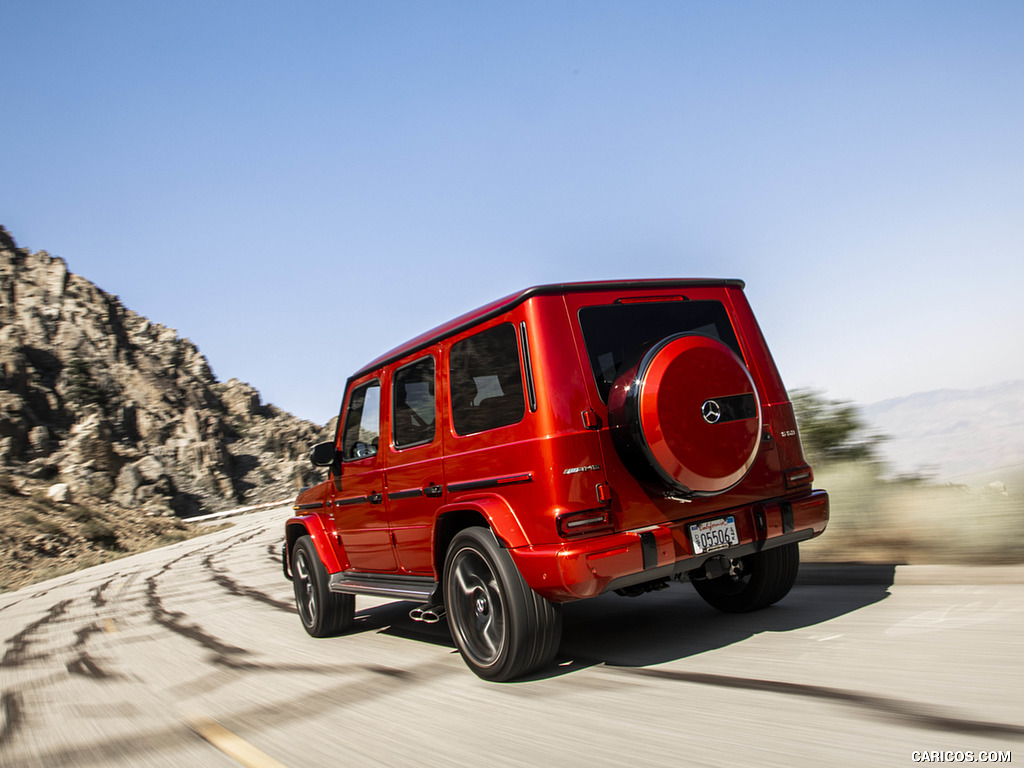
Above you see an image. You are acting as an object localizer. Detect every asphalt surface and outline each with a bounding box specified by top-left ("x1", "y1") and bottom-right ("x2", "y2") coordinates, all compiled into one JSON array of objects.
[{"x1": 1, "y1": 505, "x2": 1022, "y2": 767}]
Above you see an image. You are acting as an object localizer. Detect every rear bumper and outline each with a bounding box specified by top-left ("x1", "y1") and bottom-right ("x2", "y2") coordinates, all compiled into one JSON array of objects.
[{"x1": 509, "y1": 489, "x2": 829, "y2": 602}]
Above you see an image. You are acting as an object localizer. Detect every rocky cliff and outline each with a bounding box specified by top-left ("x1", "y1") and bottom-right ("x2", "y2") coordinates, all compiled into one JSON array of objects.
[{"x1": 0, "y1": 226, "x2": 329, "y2": 588}]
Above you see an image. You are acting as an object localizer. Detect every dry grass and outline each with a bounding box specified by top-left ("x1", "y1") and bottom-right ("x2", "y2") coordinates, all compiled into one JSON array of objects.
[
  {"x1": 802, "y1": 462, "x2": 1024, "y2": 564},
  {"x1": 0, "y1": 474, "x2": 224, "y2": 592}
]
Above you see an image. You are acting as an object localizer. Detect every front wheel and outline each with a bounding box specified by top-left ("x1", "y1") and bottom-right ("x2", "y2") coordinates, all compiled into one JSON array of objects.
[
  {"x1": 444, "y1": 527, "x2": 562, "y2": 681},
  {"x1": 692, "y1": 542, "x2": 800, "y2": 613},
  {"x1": 292, "y1": 535, "x2": 354, "y2": 637}
]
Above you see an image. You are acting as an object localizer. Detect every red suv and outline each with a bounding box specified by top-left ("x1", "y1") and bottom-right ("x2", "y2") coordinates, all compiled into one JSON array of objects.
[{"x1": 284, "y1": 280, "x2": 828, "y2": 680}]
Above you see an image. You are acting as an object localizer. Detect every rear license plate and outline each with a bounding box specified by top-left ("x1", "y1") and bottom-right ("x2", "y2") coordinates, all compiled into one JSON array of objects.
[{"x1": 689, "y1": 516, "x2": 739, "y2": 555}]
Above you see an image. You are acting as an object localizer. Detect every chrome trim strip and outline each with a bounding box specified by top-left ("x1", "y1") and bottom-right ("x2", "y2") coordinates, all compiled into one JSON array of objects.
[{"x1": 328, "y1": 572, "x2": 437, "y2": 601}]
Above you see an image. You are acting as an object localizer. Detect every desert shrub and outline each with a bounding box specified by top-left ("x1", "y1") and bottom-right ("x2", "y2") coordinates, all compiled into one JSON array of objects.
[
  {"x1": 16, "y1": 509, "x2": 64, "y2": 535},
  {"x1": 63, "y1": 504, "x2": 101, "y2": 523},
  {"x1": 64, "y1": 357, "x2": 107, "y2": 408},
  {"x1": 791, "y1": 389, "x2": 888, "y2": 466},
  {"x1": 80, "y1": 518, "x2": 119, "y2": 549}
]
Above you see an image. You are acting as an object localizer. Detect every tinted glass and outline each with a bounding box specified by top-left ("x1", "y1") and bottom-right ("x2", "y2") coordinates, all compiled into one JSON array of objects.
[
  {"x1": 392, "y1": 357, "x2": 436, "y2": 448},
  {"x1": 578, "y1": 301, "x2": 742, "y2": 401},
  {"x1": 449, "y1": 323, "x2": 525, "y2": 435},
  {"x1": 341, "y1": 380, "x2": 381, "y2": 460}
]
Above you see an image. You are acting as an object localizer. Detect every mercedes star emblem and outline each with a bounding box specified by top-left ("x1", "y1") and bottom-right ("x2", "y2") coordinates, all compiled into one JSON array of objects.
[{"x1": 701, "y1": 399, "x2": 722, "y2": 424}]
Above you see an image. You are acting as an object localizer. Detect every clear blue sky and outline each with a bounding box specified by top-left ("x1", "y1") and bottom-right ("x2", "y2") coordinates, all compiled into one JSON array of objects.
[{"x1": 4, "y1": 1, "x2": 1023, "y2": 425}]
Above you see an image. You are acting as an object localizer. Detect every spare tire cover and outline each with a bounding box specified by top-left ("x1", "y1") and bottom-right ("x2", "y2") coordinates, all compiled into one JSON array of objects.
[{"x1": 607, "y1": 333, "x2": 761, "y2": 497}]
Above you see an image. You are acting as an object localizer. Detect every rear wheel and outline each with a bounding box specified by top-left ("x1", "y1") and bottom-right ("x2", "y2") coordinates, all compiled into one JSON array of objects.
[
  {"x1": 692, "y1": 543, "x2": 800, "y2": 613},
  {"x1": 444, "y1": 527, "x2": 561, "y2": 681},
  {"x1": 292, "y1": 535, "x2": 354, "y2": 637}
]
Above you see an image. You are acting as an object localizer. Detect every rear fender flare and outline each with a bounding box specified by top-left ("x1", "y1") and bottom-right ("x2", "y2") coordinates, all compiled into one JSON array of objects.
[{"x1": 436, "y1": 493, "x2": 529, "y2": 549}]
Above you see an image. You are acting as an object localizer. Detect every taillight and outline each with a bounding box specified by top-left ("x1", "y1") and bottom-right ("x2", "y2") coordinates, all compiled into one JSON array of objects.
[
  {"x1": 556, "y1": 509, "x2": 613, "y2": 538},
  {"x1": 785, "y1": 465, "x2": 813, "y2": 489}
]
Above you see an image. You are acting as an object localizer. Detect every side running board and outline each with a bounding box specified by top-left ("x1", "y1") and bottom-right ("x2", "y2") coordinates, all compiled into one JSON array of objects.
[{"x1": 328, "y1": 571, "x2": 437, "y2": 602}]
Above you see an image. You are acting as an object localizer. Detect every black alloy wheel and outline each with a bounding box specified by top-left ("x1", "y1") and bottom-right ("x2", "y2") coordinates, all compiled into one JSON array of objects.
[
  {"x1": 443, "y1": 527, "x2": 561, "y2": 681},
  {"x1": 292, "y1": 535, "x2": 354, "y2": 637}
]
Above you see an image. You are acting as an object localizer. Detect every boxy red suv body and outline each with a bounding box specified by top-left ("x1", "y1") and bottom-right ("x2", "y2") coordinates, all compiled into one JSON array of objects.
[{"x1": 284, "y1": 279, "x2": 828, "y2": 680}]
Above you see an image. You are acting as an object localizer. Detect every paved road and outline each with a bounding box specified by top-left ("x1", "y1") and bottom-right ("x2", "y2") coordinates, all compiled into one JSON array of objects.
[{"x1": 2, "y1": 505, "x2": 1022, "y2": 767}]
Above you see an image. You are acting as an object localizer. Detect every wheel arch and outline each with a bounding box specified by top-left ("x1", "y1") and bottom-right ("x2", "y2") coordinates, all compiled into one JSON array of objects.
[
  {"x1": 432, "y1": 508, "x2": 491, "y2": 585},
  {"x1": 285, "y1": 515, "x2": 347, "y2": 577},
  {"x1": 431, "y1": 494, "x2": 529, "y2": 581}
]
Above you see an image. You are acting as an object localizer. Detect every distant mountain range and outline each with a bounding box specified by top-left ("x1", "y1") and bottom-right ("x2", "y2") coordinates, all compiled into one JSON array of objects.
[{"x1": 861, "y1": 380, "x2": 1024, "y2": 489}]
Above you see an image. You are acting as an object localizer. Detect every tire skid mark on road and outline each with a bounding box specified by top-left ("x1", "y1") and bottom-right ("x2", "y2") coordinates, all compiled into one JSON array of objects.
[
  {"x1": 0, "y1": 690, "x2": 25, "y2": 749},
  {"x1": 615, "y1": 667, "x2": 1024, "y2": 738},
  {"x1": 201, "y1": 553, "x2": 296, "y2": 613},
  {"x1": 196, "y1": 524, "x2": 295, "y2": 612},
  {"x1": 66, "y1": 653, "x2": 120, "y2": 681},
  {"x1": 0, "y1": 599, "x2": 73, "y2": 669},
  {"x1": 193, "y1": 661, "x2": 449, "y2": 740},
  {"x1": 0, "y1": 661, "x2": 444, "y2": 768},
  {"x1": 139, "y1": 530, "x2": 280, "y2": 661},
  {"x1": 208, "y1": 653, "x2": 416, "y2": 676},
  {"x1": 0, "y1": 515, "x2": 291, "y2": 764},
  {"x1": 151, "y1": 523, "x2": 292, "y2": 617},
  {"x1": 66, "y1": 622, "x2": 121, "y2": 681},
  {"x1": 72, "y1": 621, "x2": 104, "y2": 649},
  {"x1": 90, "y1": 576, "x2": 117, "y2": 608},
  {"x1": 163, "y1": 658, "x2": 417, "y2": 700},
  {"x1": 144, "y1": 561, "x2": 252, "y2": 661},
  {"x1": 203, "y1": 526, "x2": 271, "y2": 557}
]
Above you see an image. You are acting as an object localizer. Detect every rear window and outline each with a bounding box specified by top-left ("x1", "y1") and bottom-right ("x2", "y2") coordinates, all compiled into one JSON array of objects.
[{"x1": 578, "y1": 300, "x2": 742, "y2": 401}]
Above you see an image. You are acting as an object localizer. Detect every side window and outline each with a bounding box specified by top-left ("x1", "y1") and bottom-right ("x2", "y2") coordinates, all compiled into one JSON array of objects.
[
  {"x1": 392, "y1": 357, "x2": 436, "y2": 449},
  {"x1": 341, "y1": 380, "x2": 381, "y2": 460},
  {"x1": 449, "y1": 323, "x2": 525, "y2": 436}
]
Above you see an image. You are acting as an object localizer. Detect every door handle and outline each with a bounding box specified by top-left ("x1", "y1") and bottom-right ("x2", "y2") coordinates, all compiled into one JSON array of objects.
[
  {"x1": 368, "y1": 492, "x2": 383, "y2": 504},
  {"x1": 423, "y1": 483, "x2": 443, "y2": 498}
]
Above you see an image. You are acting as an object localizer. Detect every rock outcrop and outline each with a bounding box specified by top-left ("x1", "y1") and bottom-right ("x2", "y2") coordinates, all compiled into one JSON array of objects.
[{"x1": 0, "y1": 225, "x2": 327, "y2": 520}]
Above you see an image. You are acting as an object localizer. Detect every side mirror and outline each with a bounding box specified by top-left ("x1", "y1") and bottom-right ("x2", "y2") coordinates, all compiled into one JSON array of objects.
[{"x1": 309, "y1": 441, "x2": 336, "y2": 467}]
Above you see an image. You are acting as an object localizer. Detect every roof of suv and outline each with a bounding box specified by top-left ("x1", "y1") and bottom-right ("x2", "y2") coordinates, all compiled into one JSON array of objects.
[{"x1": 354, "y1": 278, "x2": 746, "y2": 380}]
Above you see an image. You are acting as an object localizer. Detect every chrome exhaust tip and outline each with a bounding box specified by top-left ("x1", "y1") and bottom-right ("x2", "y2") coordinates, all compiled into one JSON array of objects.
[{"x1": 409, "y1": 605, "x2": 446, "y2": 624}]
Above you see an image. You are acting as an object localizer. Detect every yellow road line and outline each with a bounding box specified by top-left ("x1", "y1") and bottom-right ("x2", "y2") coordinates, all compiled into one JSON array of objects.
[{"x1": 186, "y1": 715, "x2": 290, "y2": 768}]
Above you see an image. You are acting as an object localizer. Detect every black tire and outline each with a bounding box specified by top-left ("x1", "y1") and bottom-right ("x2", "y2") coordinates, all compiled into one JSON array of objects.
[
  {"x1": 444, "y1": 527, "x2": 562, "y2": 681},
  {"x1": 292, "y1": 535, "x2": 354, "y2": 637},
  {"x1": 692, "y1": 543, "x2": 800, "y2": 613}
]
